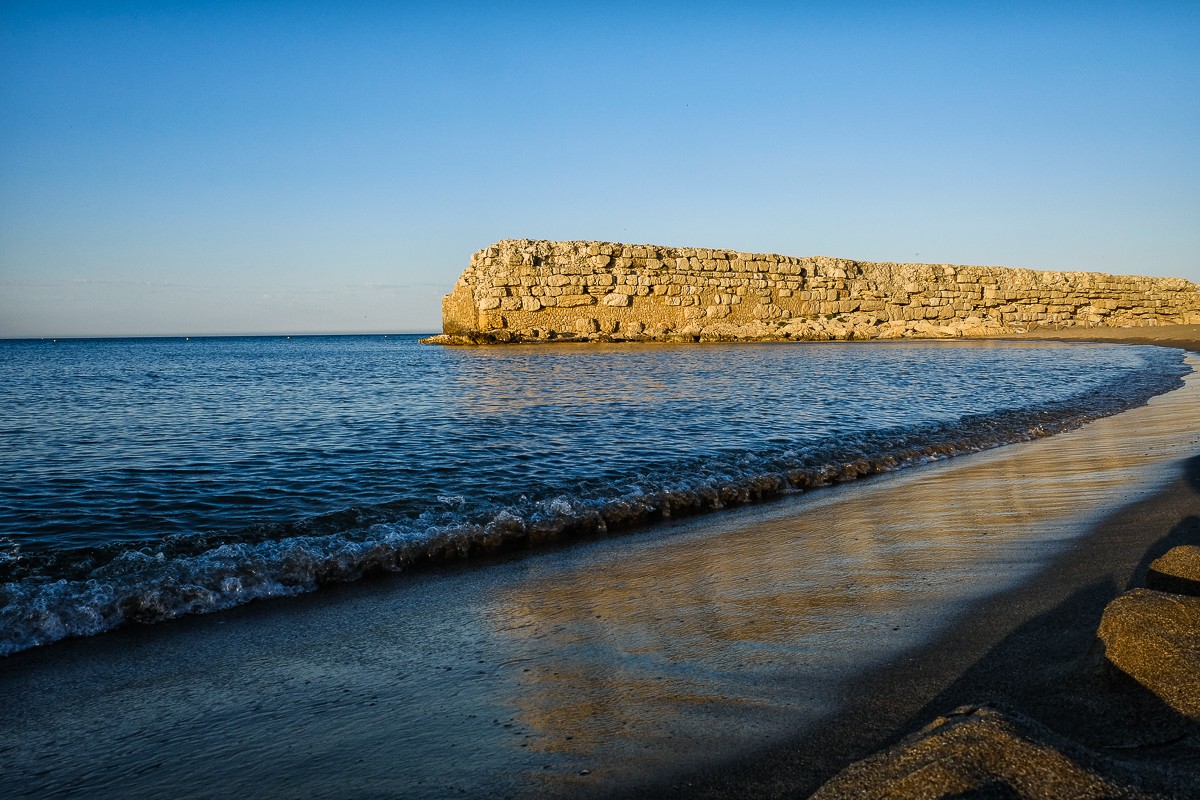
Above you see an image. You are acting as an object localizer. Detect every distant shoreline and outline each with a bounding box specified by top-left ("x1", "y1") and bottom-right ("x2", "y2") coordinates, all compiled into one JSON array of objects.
[{"x1": 993, "y1": 322, "x2": 1200, "y2": 353}]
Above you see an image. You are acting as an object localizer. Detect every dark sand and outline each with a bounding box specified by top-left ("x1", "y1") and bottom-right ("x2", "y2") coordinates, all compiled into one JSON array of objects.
[{"x1": 2, "y1": 329, "x2": 1198, "y2": 799}]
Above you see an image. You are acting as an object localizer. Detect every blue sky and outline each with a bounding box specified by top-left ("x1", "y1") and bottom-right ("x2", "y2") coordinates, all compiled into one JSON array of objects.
[{"x1": 2, "y1": 1, "x2": 1197, "y2": 337}]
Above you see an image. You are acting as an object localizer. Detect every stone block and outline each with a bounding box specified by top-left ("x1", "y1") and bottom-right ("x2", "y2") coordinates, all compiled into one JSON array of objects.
[
  {"x1": 602, "y1": 292, "x2": 632, "y2": 307},
  {"x1": 557, "y1": 294, "x2": 596, "y2": 307}
]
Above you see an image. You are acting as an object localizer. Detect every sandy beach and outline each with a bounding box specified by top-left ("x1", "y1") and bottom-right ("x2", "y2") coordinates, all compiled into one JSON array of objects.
[{"x1": 1, "y1": 328, "x2": 1197, "y2": 799}]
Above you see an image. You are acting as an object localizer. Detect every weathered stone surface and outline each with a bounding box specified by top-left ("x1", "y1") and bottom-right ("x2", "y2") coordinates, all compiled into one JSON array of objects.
[
  {"x1": 1098, "y1": 588, "x2": 1200, "y2": 720},
  {"x1": 555, "y1": 294, "x2": 596, "y2": 308},
  {"x1": 1147, "y1": 545, "x2": 1200, "y2": 597},
  {"x1": 601, "y1": 292, "x2": 632, "y2": 307},
  {"x1": 431, "y1": 240, "x2": 1200, "y2": 344},
  {"x1": 812, "y1": 706, "x2": 1158, "y2": 799}
]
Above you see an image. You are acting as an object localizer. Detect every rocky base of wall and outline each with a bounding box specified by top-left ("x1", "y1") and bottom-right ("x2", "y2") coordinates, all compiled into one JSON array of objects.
[{"x1": 420, "y1": 316, "x2": 1171, "y2": 346}]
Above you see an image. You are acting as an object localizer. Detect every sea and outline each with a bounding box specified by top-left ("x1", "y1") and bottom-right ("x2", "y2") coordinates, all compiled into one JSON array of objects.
[{"x1": 0, "y1": 334, "x2": 1190, "y2": 657}]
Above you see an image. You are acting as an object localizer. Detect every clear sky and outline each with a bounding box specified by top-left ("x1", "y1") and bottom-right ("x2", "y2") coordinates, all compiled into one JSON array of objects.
[{"x1": 2, "y1": 1, "x2": 1197, "y2": 337}]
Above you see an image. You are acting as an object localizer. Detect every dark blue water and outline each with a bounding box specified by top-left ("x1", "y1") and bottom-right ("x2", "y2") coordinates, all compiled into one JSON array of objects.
[{"x1": 0, "y1": 335, "x2": 1188, "y2": 654}]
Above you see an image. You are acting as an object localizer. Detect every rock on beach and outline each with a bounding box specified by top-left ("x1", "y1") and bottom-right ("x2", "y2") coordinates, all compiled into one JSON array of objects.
[{"x1": 1098, "y1": 586, "x2": 1200, "y2": 721}]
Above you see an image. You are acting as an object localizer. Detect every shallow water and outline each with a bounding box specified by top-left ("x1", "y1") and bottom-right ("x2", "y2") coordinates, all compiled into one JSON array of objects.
[
  {"x1": 0, "y1": 336, "x2": 1188, "y2": 653},
  {"x1": 0, "y1": 353, "x2": 1197, "y2": 799}
]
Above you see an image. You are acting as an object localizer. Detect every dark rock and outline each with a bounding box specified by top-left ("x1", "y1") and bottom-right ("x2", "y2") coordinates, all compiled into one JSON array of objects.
[
  {"x1": 1147, "y1": 545, "x2": 1200, "y2": 597},
  {"x1": 812, "y1": 706, "x2": 1160, "y2": 799},
  {"x1": 1098, "y1": 588, "x2": 1200, "y2": 720}
]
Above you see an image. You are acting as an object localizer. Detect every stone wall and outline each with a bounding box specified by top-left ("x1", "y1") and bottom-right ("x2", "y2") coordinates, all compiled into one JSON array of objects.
[{"x1": 425, "y1": 239, "x2": 1200, "y2": 344}]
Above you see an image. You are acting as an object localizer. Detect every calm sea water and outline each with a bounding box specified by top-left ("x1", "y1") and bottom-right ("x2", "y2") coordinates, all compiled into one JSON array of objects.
[{"x1": 0, "y1": 335, "x2": 1188, "y2": 654}]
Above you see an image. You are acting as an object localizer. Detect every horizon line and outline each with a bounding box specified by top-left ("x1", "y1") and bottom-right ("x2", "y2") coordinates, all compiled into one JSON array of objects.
[{"x1": 0, "y1": 330, "x2": 437, "y2": 342}]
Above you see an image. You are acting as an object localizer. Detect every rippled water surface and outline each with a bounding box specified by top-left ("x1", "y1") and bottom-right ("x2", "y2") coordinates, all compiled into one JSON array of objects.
[{"x1": 0, "y1": 335, "x2": 1188, "y2": 653}]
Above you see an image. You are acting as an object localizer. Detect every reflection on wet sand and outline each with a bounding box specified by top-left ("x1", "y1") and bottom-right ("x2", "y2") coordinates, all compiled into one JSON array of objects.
[{"x1": 493, "y1": 356, "x2": 1200, "y2": 792}]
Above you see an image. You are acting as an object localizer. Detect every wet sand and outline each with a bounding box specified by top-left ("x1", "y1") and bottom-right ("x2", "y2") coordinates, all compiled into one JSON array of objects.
[{"x1": 1, "y1": 329, "x2": 1198, "y2": 799}]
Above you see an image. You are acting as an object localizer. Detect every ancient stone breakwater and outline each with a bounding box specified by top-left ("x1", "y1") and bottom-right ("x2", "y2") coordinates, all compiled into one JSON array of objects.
[{"x1": 425, "y1": 240, "x2": 1200, "y2": 344}]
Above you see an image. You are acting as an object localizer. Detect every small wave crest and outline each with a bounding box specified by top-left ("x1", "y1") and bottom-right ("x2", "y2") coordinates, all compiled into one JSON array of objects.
[{"x1": 0, "y1": 355, "x2": 1188, "y2": 656}]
